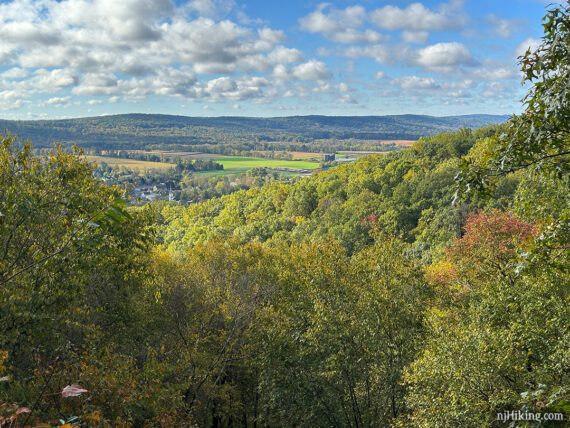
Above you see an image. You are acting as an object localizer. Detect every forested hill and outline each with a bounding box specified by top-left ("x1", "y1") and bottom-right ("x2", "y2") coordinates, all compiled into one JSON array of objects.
[
  {"x1": 0, "y1": 113, "x2": 508, "y2": 149},
  {"x1": 158, "y1": 126, "x2": 514, "y2": 256}
]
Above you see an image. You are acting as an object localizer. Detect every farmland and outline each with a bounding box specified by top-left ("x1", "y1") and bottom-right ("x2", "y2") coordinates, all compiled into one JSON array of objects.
[
  {"x1": 85, "y1": 155, "x2": 175, "y2": 171},
  {"x1": 86, "y1": 153, "x2": 321, "y2": 175},
  {"x1": 206, "y1": 156, "x2": 319, "y2": 172}
]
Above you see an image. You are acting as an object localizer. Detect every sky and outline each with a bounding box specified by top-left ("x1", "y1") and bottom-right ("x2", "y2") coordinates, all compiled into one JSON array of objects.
[{"x1": 0, "y1": 0, "x2": 550, "y2": 119}]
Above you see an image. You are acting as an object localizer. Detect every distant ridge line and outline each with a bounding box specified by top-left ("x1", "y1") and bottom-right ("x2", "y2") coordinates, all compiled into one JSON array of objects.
[{"x1": 0, "y1": 113, "x2": 509, "y2": 149}]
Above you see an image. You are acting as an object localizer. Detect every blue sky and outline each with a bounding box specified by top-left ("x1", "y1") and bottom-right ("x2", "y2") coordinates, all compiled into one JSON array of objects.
[{"x1": 0, "y1": 0, "x2": 549, "y2": 119}]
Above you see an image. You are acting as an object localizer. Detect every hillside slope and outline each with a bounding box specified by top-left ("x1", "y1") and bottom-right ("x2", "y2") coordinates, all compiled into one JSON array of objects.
[
  {"x1": 159, "y1": 125, "x2": 517, "y2": 256},
  {"x1": 0, "y1": 113, "x2": 508, "y2": 149}
]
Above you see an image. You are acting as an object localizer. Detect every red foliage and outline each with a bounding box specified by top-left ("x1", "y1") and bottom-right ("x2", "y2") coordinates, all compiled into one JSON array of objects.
[
  {"x1": 361, "y1": 214, "x2": 379, "y2": 225},
  {"x1": 447, "y1": 210, "x2": 537, "y2": 266}
]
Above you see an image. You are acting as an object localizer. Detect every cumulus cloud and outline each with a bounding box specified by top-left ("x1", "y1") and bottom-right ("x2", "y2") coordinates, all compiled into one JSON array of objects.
[
  {"x1": 299, "y1": 4, "x2": 365, "y2": 34},
  {"x1": 402, "y1": 31, "x2": 429, "y2": 44},
  {"x1": 299, "y1": 4, "x2": 383, "y2": 44},
  {"x1": 72, "y1": 73, "x2": 118, "y2": 96},
  {"x1": 299, "y1": 2, "x2": 465, "y2": 45},
  {"x1": 45, "y1": 96, "x2": 72, "y2": 106},
  {"x1": 329, "y1": 29, "x2": 383, "y2": 44},
  {"x1": 413, "y1": 42, "x2": 476, "y2": 72},
  {"x1": 25, "y1": 69, "x2": 79, "y2": 92},
  {"x1": 370, "y1": 1, "x2": 466, "y2": 31},
  {"x1": 470, "y1": 65, "x2": 517, "y2": 81},
  {"x1": 0, "y1": 0, "x2": 532, "y2": 115},
  {"x1": 342, "y1": 45, "x2": 390, "y2": 63},
  {"x1": 313, "y1": 81, "x2": 350, "y2": 94},
  {"x1": 388, "y1": 75, "x2": 478, "y2": 100},
  {"x1": 204, "y1": 76, "x2": 268, "y2": 100},
  {"x1": 516, "y1": 37, "x2": 541, "y2": 56},
  {"x1": 0, "y1": 0, "x2": 331, "y2": 105},
  {"x1": 291, "y1": 60, "x2": 331, "y2": 81},
  {"x1": 0, "y1": 90, "x2": 25, "y2": 110},
  {"x1": 1, "y1": 68, "x2": 28, "y2": 79},
  {"x1": 184, "y1": 0, "x2": 236, "y2": 18},
  {"x1": 393, "y1": 75, "x2": 440, "y2": 90}
]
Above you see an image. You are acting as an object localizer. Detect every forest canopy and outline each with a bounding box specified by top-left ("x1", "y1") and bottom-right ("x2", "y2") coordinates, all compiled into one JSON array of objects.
[{"x1": 0, "y1": 3, "x2": 569, "y2": 428}]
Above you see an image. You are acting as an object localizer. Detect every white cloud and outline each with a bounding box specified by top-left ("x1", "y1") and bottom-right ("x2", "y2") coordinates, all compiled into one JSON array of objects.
[
  {"x1": 299, "y1": 1, "x2": 466, "y2": 47},
  {"x1": 0, "y1": 90, "x2": 25, "y2": 110},
  {"x1": 267, "y1": 47, "x2": 304, "y2": 65},
  {"x1": 184, "y1": 0, "x2": 235, "y2": 18},
  {"x1": 0, "y1": 0, "x2": 337, "y2": 104},
  {"x1": 29, "y1": 68, "x2": 78, "y2": 91},
  {"x1": 204, "y1": 76, "x2": 268, "y2": 100},
  {"x1": 402, "y1": 31, "x2": 429, "y2": 44},
  {"x1": 483, "y1": 81, "x2": 509, "y2": 98},
  {"x1": 72, "y1": 73, "x2": 118, "y2": 96},
  {"x1": 0, "y1": 90, "x2": 21, "y2": 101},
  {"x1": 414, "y1": 42, "x2": 476, "y2": 72},
  {"x1": 292, "y1": 60, "x2": 331, "y2": 81},
  {"x1": 342, "y1": 45, "x2": 389, "y2": 63},
  {"x1": 516, "y1": 37, "x2": 541, "y2": 57},
  {"x1": 1, "y1": 67, "x2": 28, "y2": 79},
  {"x1": 370, "y1": 1, "x2": 465, "y2": 31},
  {"x1": 0, "y1": 0, "x2": 530, "y2": 115},
  {"x1": 0, "y1": 21, "x2": 61, "y2": 46},
  {"x1": 487, "y1": 14, "x2": 517, "y2": 38},
  {"x1": 339, "y1": 94, "x2": 358, "y2": 104},
  {"x1": 313, "y1": 81, "x2": 350, "y2": 94},
  {"x1": 388, "y1": 75, "x2": 479, "y2": 99},
  {"x1": 299, "y1": 4, "x2": 382, "y2": 44},
  {"x1": 471, "y1": 65, "x2": 516, "y2": 81},
  {"x1": 393, "y1": 75, "x2": 440, "y2": 90},
  {"x1": 45, "y1": 96, "x2": 72, "y2": 106},
  {"x1": 299, "y1": 4, "x2": 365, "y2": 34},
  {"x1": 329, "y1": 29, "x2": 383, "y2": 44}
]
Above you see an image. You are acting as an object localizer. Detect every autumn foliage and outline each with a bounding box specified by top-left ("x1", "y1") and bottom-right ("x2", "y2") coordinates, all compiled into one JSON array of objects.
[{"x1": 428, "y1": 211, "x2": 536, "y2": 289}]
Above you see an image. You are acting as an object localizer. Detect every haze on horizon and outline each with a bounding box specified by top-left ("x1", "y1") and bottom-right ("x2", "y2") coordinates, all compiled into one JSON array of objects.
[{"x1": 0, "y1": 0, "x2": 547, "y2": 120}]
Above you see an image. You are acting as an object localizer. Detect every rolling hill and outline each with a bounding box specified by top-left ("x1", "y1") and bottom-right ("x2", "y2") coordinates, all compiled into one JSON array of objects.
[{"x1": 0, "y1": 113, "x2": 509, "y2": 150}]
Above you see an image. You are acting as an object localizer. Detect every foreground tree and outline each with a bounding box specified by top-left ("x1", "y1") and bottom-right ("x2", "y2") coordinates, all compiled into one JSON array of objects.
[
  {"x1": 257, "y1": 239, "x2": 430, "y2": 427},
  {"x1": 0, "y1": 135, "x2": 153, "y2": 424},
  {"x1": 403, "y1": 211, "x2": 569, "y2": 427},
  {"x1": 406, "y1": 6, "x2": 570, "y2": 425}
]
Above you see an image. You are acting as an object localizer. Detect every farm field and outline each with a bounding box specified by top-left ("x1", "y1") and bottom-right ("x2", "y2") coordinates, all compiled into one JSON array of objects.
[
  {"x1": 288, "y1": 151, "x2": 323, "y2": 160},
  {"x1": 336, "y1": 151, "x2": 392, "y2": 159},
  {"x1": 85, "y1": 155, "x2": 175, "y2": 171},
  {"x1": 86, "y1": 153, "x2": 320, "y2": 175},
  {"x1": 385, "y1": 140, "x2": 416, "y2": 147},
  {"x1": 208, "y1": 156, "x2": 319, "y2": 171}
]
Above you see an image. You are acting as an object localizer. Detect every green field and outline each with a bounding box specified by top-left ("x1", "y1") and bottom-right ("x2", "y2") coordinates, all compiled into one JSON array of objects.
[
  {"x1": 86, "y1": 153, "x2": 320, "y2": 176},
  {"x1": 85, "y1": 156, "x2": 174, "y2": 171},
  {"x1": 207, "y1": 156, "x2": 319, "y2": 171}
]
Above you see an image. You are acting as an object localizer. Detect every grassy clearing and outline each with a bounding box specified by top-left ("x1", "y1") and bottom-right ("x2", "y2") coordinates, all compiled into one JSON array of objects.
[
  {"x1": 85, "y1": 156, "x2": 174, "y2": 171},
  {"x1": 188, "y1": 155, "x2": 319, "y2": 177}
]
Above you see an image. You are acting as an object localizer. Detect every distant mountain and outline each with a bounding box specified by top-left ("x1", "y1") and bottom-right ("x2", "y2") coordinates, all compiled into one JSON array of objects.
[{"x1": 0, "y1": 113, "x2": 509, "y2": 150}]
